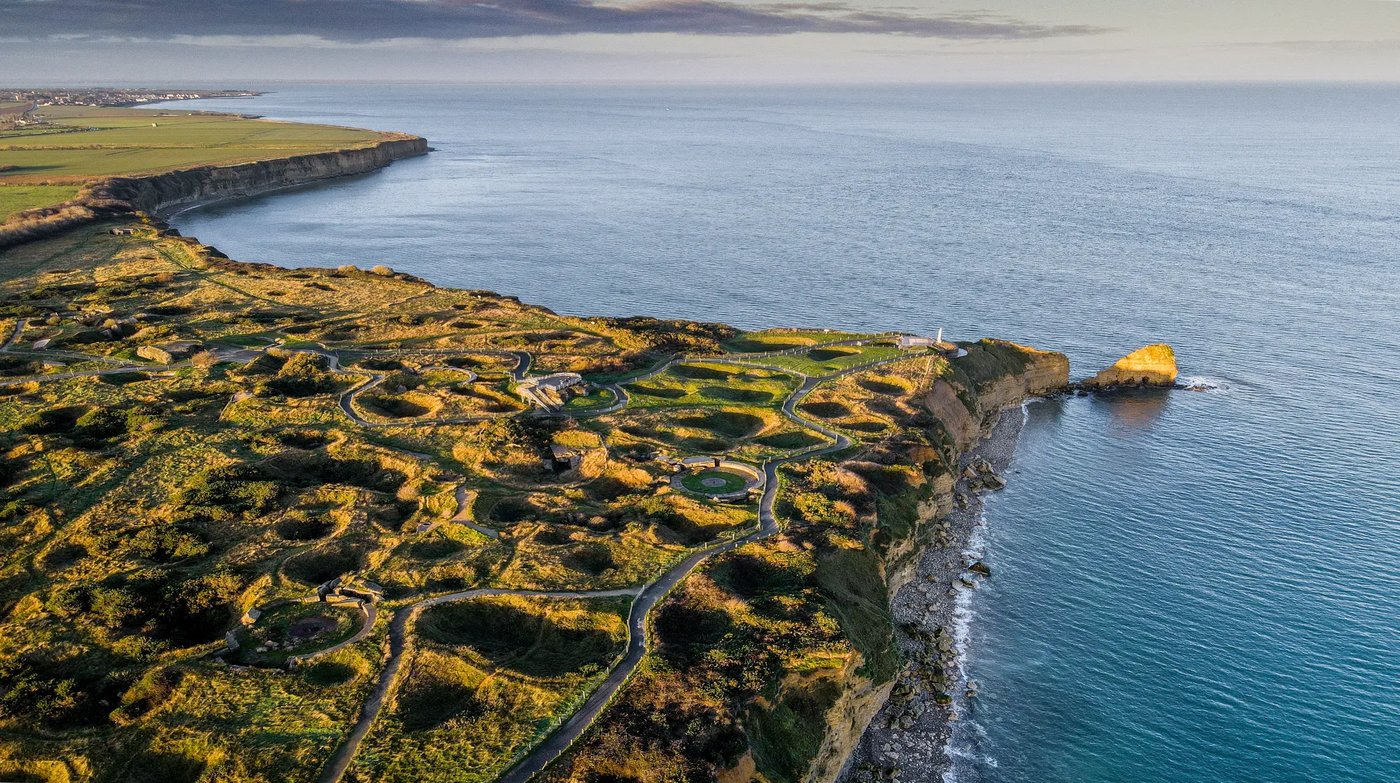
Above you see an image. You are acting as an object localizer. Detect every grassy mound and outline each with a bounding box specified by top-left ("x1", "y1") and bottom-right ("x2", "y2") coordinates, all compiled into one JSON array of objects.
[
  {"x1": 395, "y1": 650, "x2": 485, "y2": 731},
  {"x1": 700, "y1": 386, "x2": 775, "y2": 404},
  {"x1": 755, "y1": 431, "x2": 824, "y2": 450},
  {"x1": 844, "y1": 418, "x2": 889, "y2": 434},
  {"x1": 627, "y1": 383, "x2": 687, "y2": 400},
  {"x1": 723, "y1": 334, "x2": 816, "y2": 353},
  {"x1": 361, "y1": 393, "x2": 437, "y2": 419},
  {"x1": 858, "y1": 376, "x2": 912, "y2": 395},
  {"x1": 275, "y1": 513, "x2": 336, "y2": 541},
  {"x1": 408, "y1": 537, "x2": 466, "y2": 560}
]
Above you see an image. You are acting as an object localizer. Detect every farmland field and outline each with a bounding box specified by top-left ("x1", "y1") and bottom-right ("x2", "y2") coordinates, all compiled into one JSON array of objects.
[
  {"x1": 0, "y1": 184, "x2": 82, "y2": 221},
  {"x1": 0, "y1": 106, "x2": 386, "y2": 183}
]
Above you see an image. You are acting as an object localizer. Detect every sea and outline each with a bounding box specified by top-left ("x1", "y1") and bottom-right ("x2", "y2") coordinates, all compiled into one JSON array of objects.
[{"x1": 154, "y1": 84, "x2": 1400, "y2": 783}]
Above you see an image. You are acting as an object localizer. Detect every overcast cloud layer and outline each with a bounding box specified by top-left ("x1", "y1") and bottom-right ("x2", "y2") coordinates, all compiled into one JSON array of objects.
[
  {"x1": 2, "y1": 0, "x2": 1108, "y2": 41},
  {"x1": 5, "y1": 0, "x2": 1400, "y2": 82}
]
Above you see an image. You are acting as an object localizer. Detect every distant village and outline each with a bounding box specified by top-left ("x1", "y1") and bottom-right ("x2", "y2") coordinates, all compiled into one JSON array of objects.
[
  {"x1": 0, "y1": 87, "x2": 257, "y2": 108},
  {"x1": 0, "y1": 88, "x2": 257, "y2": 130}
]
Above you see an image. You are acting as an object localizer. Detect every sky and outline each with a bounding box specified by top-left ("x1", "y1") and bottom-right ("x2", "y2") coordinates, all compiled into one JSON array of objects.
[{"x1": 2, "y1": 0, "x2": 1400, "y2": 83}]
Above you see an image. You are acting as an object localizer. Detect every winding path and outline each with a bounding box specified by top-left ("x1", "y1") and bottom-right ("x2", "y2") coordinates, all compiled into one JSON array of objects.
[
  {"x1": 316, "y1": 349, "x2": 917, "y2": 783},
  {"x1": 1, "y1": 318, "x2": 27, "y2": 351},
  {"x1": 3, "y1": 322, "x2": 923, "y2": 783}
]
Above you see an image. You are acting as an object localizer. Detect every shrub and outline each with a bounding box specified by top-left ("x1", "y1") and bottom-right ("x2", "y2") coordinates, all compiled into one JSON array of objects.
[
  {"x1": 175, "y1": 464, "x2": 279, "y2": 520},
  {"x1": 265, "y1": 352, "x2": 338, "y2": 397},
  {"x1": 158, "y1": 571, "x2": 245, "y2": 644},
  {"x1": 128, "y1": 524, "x2": 210, "y2": 562}
]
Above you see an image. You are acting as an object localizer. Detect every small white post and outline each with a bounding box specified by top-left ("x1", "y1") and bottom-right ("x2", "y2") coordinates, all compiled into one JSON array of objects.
[{"x1": 936, "y1": 327, "x2": 943, "y2": 343}]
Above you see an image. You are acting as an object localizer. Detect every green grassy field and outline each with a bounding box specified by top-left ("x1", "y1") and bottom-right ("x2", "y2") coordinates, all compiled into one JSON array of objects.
[
  {"x1": 0, "y1": 184, "x2": 82, "y2": 221},
  {"x1": 761, "y1": 344, "x2": 905, "y2": 376},
  {"x1": 563, "y1": 386, "x2": 618, "y2": 410},
  {"x1": 680, "y1": 468, "x2": 749, "y2": 494},
  {"x1": 0, "y1": 106, "x2": 386, "y2": 183},
  {"x1": 623, "y1": 361, "x2": 799, "y2": 409},
  {"x1": 720, "y1": 330, "x2": 867, "y2": 354},
  {"x1": 0, "y1": 222, "x2": 1054, "y2": 783}
]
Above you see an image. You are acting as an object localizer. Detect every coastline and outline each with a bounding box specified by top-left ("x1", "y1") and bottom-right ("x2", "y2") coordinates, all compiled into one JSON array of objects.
[
  {"x1": 842, "y1": 406, "x2": 1027, "y2": 783},
  {"x1": 0, "y1": 128, "x2": 426, "y2": 249}
]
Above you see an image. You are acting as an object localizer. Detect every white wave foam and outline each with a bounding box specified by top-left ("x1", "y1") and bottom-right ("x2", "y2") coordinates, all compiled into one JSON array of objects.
[{"x1": 1177, "y1": 375, "x2": 1234, "y2": 393}]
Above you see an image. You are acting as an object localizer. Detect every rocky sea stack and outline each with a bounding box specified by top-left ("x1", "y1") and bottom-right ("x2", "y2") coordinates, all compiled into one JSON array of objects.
[{"x1": 1083, "y1": 344, "x2": 1178, "y2": 388}]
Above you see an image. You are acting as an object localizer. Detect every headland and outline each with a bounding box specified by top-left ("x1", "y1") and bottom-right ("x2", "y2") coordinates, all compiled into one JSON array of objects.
[{"x1": 0, "y1": 98, "x2": 1162, "y2": 783}]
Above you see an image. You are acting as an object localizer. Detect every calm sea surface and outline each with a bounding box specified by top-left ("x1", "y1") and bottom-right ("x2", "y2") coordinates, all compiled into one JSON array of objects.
[{"x1": 157, "y1": 85, "x2": 1399, "y2": 783}]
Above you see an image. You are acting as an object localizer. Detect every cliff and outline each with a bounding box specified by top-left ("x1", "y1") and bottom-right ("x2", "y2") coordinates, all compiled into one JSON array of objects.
[
  {"x1": 921, "y1": 339, "x2": 1069, "y2": 449},
  {"x1": 1082, "y1": 343, "x2": 1178, "y2": 388},
  {"x1": 0, "y1": 135, "x2": 427, "y2": 249},
  {"x1": 811, "y1": 341, "x2": 1068, "y2": 783}
]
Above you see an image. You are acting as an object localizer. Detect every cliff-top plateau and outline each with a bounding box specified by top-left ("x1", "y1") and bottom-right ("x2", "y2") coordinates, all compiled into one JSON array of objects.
[{"x1": 0, "y1": 101, "x2": 1070, "y2": 783}]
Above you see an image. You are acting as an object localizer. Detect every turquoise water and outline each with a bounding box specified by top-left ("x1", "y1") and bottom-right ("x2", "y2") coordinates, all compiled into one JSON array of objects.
[{"x1": 158, "y1": 85, "x2": 1400, "y2": 782}]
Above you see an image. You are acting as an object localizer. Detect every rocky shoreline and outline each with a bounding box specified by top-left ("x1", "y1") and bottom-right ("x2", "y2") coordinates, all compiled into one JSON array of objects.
[{"x1": 841, "y1": 406, "x2": 1026, "y2": 783}]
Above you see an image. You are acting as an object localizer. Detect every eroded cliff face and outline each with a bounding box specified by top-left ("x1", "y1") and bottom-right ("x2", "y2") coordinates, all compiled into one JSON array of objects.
[
  {"x1": 0, "y1": 135, "x2": 427, "y2": 249},
  {"x1": 921, "y1": 340, "x2": 1068, "y2": 451},
  {"x1": 811, "y1": 341, "x2": 1068, "y2": 783},
  {"x1": 968, "y1": 341, "x2": 1071, "y2": 414},
  {"x1": 805, "y1": 665, "x2": 897, "y2": 783},
  {"x1": 94, "y1": 136, "x2": 427, "y2": 214}
]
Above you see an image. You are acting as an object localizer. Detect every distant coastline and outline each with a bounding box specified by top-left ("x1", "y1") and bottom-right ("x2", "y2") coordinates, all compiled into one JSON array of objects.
[{"x1": 0, "y1": 96, "x2": 426, "y2": 248}]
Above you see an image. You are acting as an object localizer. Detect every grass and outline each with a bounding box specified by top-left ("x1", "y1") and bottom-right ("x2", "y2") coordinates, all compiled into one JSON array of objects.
[
  {"x1": 721, "y1": 329, "x2": 867, "y2": 354},
  {"x1": 0, "y1": 106, "x2": 388, "y2": 183},
  {"x1": 680, "y1": 468, "x2": 750, "y2": 494},
  {"x1": 563, "y1": 386, "x2": 617, "y2": 410},
  {"x1": 623, "y1": 362, "x2": 798, "y2": 409},
  {"x1": 748, "y1": 671, "x2": 844, "y2": 783},
  {"x1": 760, "y1": 344, "x2": 905, "y2": 376},
  {"x1": 0, "y1": 184, "x2": 82, "y2": 219},
  {"x1": 349, "y1": 596, "x2": 629, "y2": 783},
  {"x1": 232, "y1": 601, "x2": 363, "y2": 667},
  {"x1": 0, "y1": 223, "x2": 1053, "y2": 783}
]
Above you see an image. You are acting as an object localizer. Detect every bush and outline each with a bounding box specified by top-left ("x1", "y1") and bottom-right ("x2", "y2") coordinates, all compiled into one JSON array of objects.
[
  {"x1": 175, "y1": 464, "x2": 279, "y2": 520},
  {"x1": 266, "y1": 352, "x2": 338, "y2": 397},
  {"x1": 128, "y1": 524, "x2": 210, "y2": 562},
  {"x1": 157, "y1": 571, "x2": 245, "y2": 644}
]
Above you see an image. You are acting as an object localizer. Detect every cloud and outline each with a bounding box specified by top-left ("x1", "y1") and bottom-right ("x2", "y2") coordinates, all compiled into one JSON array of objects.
[
  {"x1": 1214, "y1": 39, "x2": 1400, "y2": 52},
  {"x1": 0, "y1": 0, "x2": 1110, "y2": 42}
]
